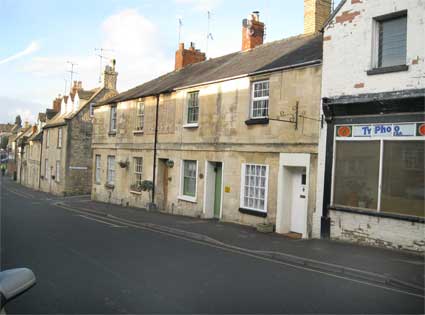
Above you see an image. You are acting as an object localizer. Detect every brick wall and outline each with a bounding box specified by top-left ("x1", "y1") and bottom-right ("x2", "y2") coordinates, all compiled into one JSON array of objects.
[
  {"x1": 330, "y1": 210, "x2": 425, "y2": 253},
  {"x1": 304, "y1": 0, "x2": 332, "y2": 34}
]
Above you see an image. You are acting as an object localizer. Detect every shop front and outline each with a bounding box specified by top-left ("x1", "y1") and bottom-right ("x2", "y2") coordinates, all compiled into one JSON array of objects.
[{"x1": 321, "y1": 90, "x2": 425, "y2": 251}]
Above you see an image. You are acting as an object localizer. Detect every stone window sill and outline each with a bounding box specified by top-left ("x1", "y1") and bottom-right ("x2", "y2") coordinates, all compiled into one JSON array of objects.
[
  {"x1": 104, "y1": 183, "x2": 115, "y2": 189},
  {"x1": 329, "y1": 205, "x2": 425, "y2": 223},
  {"x1": 108, "y1": 131, "x2": 117, "y2": 136},
  {"x1": 183, "y1": 123, "x2": 199, "y2": 128},
  {"x1": 239, "y1": 207, "x2": 267, "y2": 218},
  {"x1": 130, "y1": 190, "x2": 143, "y2": 195},
  {"x1": 245, "y1": 118, "x2": 269, "y2": 125},
  {"x1": 133, "y1": 130, "x2": 144, "y2": 135},
  {"x1": 178, "y1": 195, "x2": 197, "y2": 203},
  {"x1": 367, "y1": 64, "x2": 408, "y2": 76}
]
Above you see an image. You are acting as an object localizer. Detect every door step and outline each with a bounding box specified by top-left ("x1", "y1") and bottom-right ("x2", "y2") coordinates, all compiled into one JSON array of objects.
[{"x1": 283, "y1": 232, "x2": 302, "y2": 239}]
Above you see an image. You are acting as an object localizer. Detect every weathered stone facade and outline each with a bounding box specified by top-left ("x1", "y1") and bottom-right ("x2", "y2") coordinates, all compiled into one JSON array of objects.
[
  {"x1": 40, "y1": 67, "x2": 118, "y2": 196},
  {"x1": 92, "y1": 63, "x2": 323, "y2": 237}
]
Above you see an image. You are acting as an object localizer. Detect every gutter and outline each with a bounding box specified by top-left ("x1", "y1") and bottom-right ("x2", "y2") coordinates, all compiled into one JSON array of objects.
[{"x1": 248, "y1": 59, "x2": 322, "y2": 76}]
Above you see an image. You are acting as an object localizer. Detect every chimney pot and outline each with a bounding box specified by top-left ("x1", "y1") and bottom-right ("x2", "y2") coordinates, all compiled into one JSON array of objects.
[{"x1": 241, "y1": 11, "x2": 265, "y2": 51}]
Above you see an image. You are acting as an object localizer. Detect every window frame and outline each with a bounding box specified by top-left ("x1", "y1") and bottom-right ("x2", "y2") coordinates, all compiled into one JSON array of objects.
[
  {"x1": 109, "y1": 105, "x2": 117, "y2": 133},
  {"x1": 133, "y1": 157, "x2": 143, "y2": 187},
  {"x1": 135, "y1": 102, "x2": 145, "y2": 132},
  {"x1": 44, "y1": 159, "x2": 49, "y2": 179},
  {"x1": 89, "y1": 103, "x2": 95, "y2": 118},
  {"x1": 240, "y1": 163, "x2": 269, "y2": 213},
  {"x1": 179, "y1": 159, "x2": 198, "y2": 202},
  {"x1": 55, "y1": 160, "x2": 60, "y2": 182},
  {"x1": 185, "y1": 91, "x2": 200, "y2": 127},
  {"x1": 332, "y1": 124, "x2": 424, "y2": 218},
  {"x1": 250, "y1": 80, "x2": 270, "y2": 119},
  {"x1": 95, "y1": 155, "x2": 101, "y2": 184},
  {"x1": 372, "y1": 10, "x2": 408, "y2": 69},
  {"x1": 57, "y1": 127, "x2": 62, "y2": 148},
  {"x1": 45, "y1": 130, "x2": 50, "y2": 148},
  {"x1": 107, "y1": 155, "x2": 116, "y2": 185}
]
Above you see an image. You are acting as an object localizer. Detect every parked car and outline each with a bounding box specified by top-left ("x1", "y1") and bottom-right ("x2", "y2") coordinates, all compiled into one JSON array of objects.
[{"x1": 0, "y1": 268, "x2": 36, "y2": 313}]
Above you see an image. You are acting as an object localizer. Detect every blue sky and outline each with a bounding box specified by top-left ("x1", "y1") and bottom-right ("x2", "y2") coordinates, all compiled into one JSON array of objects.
[{"x1": 0, "y1": 0, "x2": 339, "y2": 123}]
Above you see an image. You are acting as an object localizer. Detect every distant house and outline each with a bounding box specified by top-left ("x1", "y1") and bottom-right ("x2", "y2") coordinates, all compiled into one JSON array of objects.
[
  {"x1": 17, "y1": 113, "x2": 46, "y2": 190},
  {"x1": 91, "y1": 1, "x2": 331, "y2": 238},
  {"x1": 40, "y1": 64, "x2": 118, "y2": 196},
  {"x1": 316, "y1": 0, "x2": 425, "y2": 252}
]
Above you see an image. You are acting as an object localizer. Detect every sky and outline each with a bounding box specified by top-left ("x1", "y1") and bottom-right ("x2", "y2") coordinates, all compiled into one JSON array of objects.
[{"x1": 0, "y1": 0, "x2": 340, "y2": 124}]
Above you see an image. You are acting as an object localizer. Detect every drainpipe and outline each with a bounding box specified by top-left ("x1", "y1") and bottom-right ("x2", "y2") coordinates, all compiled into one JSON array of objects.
[
  {"x1": 152, "y1": 94, "x2": 160, "y2": 204},
  {"x1": 38, "y1": 136, "x2": 43, "y2": 190}
]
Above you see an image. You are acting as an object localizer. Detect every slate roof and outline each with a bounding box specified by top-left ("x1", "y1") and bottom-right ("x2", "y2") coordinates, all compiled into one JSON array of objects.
[
  {"x1": 78, "y1": 89, "x2": 96, "y2": 100},
  {"x1": 38, "y1": 113, "x2": 46, "y2": 123},
  {"x1": 99, "y1": 33, "x2": 323, "y2": 105},
  {"x1": 44, "y1": 87, "x2": 116, "y2": 129},
  {"x1": 0, "y1": 123, "x2": 14, "y2": 133}
]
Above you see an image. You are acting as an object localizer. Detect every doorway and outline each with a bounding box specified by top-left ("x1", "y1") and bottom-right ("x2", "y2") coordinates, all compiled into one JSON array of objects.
[
  {"x1": 276, "y1": 153, "x2": 311, "y2": 238},
  {"x1": 204, "y1": 161, "x2": 223, "y2": 219},
  {"x1": 157, "y1": 158, "x2": 169, "y2": 210},
  {"x1": 289, "y1": 167, "x2": 307, "y2": 234}
]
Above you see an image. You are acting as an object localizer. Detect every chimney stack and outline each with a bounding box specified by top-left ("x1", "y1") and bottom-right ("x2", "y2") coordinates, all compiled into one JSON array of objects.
[
  {"x1": 52, "y1": 95, "x2": 62, "y2": 113},
  {"x1": 32, "y1": 125, "x2": 38, "y2": 134},
  {"x1": 103, "y1": 59, "x2": 118, "y2": 90},
  {"x1": 175, "y1": 42, "x2": 206, "y2": 71},
  {"x1": 242, "y1": 11, "x2": 265, "y2": 51},
  {"x1": 304, "y1": 0, "x2": 332, "y2": 34},
  {"x1": 71, "y1": 80, "x2": 83, "y2": 96}
]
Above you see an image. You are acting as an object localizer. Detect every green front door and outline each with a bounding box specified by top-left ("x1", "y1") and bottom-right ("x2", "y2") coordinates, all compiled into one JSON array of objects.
[{"x1": 213, "y1": 163, "x2": 222, "y2": 218}]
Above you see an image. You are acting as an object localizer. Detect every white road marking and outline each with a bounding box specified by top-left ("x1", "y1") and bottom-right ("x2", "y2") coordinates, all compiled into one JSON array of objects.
[
  {"x1": 77, "y1": 215, "x2": 126, "y2": 228},
  {"x1": 55, "y1": 203, "x2": 424, "y2": 299}
]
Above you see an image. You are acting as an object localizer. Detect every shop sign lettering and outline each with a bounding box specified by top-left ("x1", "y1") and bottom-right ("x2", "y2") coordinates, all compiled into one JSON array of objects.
[{"x1": 337, "y1": 123, "x2": 423, "y2": 138}]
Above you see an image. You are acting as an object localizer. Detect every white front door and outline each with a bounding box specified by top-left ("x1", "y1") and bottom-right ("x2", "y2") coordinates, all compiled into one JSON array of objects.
[{"x1": 290, "y1": 168, "x2": 307, "y2": 234}]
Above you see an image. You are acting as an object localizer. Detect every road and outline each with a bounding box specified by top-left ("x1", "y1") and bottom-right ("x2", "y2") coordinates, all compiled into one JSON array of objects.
[{"x1": 1, "y1": 178, "x2": 424, "y2": 314}]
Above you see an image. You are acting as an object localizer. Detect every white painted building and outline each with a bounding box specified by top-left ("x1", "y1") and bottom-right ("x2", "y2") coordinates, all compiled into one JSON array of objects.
[{"x1": 314, "y1": 0, "x2": 425, "y2": 252}]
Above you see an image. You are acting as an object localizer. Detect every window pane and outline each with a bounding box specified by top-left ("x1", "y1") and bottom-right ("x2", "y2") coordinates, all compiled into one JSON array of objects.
[
  {"x1": 379, "y1": 16, "x2": 407, "y2": 67},
  {"x1": 333, "y1": 141, "x2": 380, "y2": 210},
  {"x1": 183, "y1": 160, "x2": 196, "y2": 196},
  {"x1": 381, "y1": 141, "x2": 424, "y2": 217}
]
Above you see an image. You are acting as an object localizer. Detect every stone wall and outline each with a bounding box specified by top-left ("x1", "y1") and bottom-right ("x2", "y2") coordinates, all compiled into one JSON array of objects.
[{"x1": 92, "y1": 64, "x2": 323, "y2": 233}]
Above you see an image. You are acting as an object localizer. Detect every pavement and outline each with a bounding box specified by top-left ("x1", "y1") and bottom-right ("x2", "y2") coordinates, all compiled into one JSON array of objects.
[{"x1": 1, "y1": 176, "x2": 424, "y2": 314}]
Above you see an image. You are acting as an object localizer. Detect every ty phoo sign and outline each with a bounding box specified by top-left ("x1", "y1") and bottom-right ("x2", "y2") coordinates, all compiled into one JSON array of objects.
[{"x1": 336, "y1": 122, "x2": 425, "y2": 138}]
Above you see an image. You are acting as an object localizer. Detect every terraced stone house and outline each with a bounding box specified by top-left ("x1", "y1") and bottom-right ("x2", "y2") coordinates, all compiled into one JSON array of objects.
[
  {"x1": 40, "y1": 64, "x2": 118, "y2": 195},
  {"x1": 91, "y1": 1, "x2": 331, "y2": 238}
]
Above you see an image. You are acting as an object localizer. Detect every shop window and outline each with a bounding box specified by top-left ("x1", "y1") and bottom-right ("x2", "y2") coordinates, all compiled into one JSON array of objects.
[
  {"x1": 381, "y1": 141, "x2": 424, "y2": 217},
  {"x1": 333, "y1": 141, "x2": 380, "y2": 210}
]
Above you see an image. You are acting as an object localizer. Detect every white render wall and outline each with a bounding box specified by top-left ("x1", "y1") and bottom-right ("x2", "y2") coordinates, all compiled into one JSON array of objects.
[
  {"x1": 313, "y1": 0, "x2": 425, "y2": 240},
  {"x1": 330, "y1": 210, "x2": 425, "y2": 252},
  {"x1": 322, "y1": 0, "x2": 425, "y2": 98}
]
